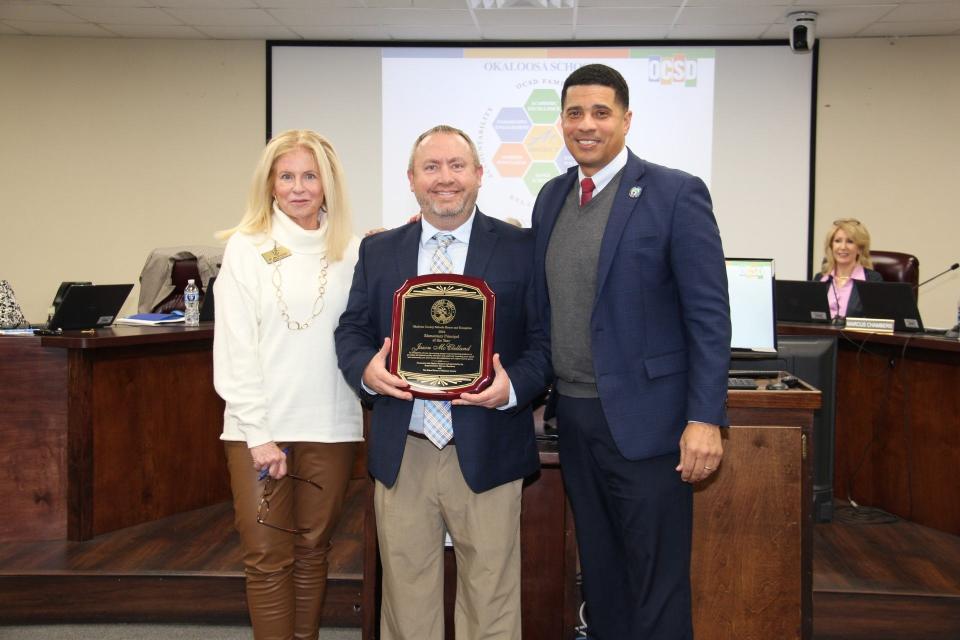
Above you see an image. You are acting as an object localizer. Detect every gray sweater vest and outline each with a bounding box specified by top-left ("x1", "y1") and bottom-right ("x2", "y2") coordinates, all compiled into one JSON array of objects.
[{"x1": 545, "y1": 170, "x2": 624, "y2": 398}]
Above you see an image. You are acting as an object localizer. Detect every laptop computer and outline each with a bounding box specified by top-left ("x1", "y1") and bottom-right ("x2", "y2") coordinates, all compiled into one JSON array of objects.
[
  {"x1": 775, "y1": 280, "x2": 831, "y2": 324},
  {"x1": 48, "y1": 284, "x2": 134, "y2": 330},
  {"x1": 852, "y1": 281, "x2": 924, "y2": 332},
  {"x1": 199, "y1": 276, "x2": 216, "y2": 322}
]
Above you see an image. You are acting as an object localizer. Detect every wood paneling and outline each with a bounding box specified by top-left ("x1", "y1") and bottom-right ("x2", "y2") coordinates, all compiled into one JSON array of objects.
[
  {"x1": 0, "y1": 326, "x2": 230, "y2": 541},
  {"x1": 779, "y1": 323, "x2": 960, "y2": 534},
  {"x1": 0, "y1": 337, "x2": 68, "y2": 542},
  {"x1": 88, "y1": 342, "x2": 228, "y2": 535},
  {"x1": 692, "y1": 426, "x2": 803, "y2": 640}
]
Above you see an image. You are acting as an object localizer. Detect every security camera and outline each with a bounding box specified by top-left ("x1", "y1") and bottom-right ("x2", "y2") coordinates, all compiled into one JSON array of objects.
[{"x1": 787, "y1": 11, "x2": 818, "y2": 54}]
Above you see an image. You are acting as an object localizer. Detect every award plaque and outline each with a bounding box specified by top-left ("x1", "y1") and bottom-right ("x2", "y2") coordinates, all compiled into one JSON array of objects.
[{"x1": 389, "y1": 274, "x2": 495, "y2": 400}]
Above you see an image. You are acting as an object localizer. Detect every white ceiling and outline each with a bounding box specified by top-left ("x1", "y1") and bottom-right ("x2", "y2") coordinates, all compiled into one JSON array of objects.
[{"x1": 1, "y1": 0, "x2": 958, "y2": 41}]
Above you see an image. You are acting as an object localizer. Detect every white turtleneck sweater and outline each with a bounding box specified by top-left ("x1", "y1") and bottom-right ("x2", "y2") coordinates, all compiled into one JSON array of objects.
[{"x1": 214, "y1": 208, "x2": 362, "y2": 447}]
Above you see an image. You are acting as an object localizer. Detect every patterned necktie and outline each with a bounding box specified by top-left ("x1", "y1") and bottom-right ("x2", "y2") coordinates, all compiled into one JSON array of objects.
[
  {"x1": 423, "y1": 233, "x2": 456, "y2": 449},
  {"x1": 580, "y1": 177, "x2": 596, "y2": 206}
]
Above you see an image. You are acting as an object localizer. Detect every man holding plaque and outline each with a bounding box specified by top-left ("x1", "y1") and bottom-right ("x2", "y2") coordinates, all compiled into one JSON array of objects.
[
  {"x1": 335, "y1": 125, "x2": 551, "y2": 640},
  {"x1": 531, "y1": 64, "x2": 731, "y2": 639}
]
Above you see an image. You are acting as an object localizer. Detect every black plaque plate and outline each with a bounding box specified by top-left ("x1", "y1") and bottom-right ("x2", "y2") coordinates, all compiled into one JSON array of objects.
[{"x1": 389, "y1": 274, "x2": 495, "y2": 399}]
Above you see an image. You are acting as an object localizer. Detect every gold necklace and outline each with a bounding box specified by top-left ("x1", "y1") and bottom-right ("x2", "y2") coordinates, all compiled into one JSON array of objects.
[{"x1": 270, "y1": 242, "x2": 328, "y2": 331}]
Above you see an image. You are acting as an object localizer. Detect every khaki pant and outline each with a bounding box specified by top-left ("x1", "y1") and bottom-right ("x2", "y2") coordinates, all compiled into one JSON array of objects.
[
  {"x1": 375, "y1": 435, "x2": 522, "y2": 640},
  {"x1": 225, "y1": 440, "x2": 357, "y2": 640}
]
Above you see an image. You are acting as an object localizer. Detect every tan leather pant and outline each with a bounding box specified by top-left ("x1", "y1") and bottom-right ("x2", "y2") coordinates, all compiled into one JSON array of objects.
[{"x1": 225, "y1": 441, "x2": 357, "y2": 640}]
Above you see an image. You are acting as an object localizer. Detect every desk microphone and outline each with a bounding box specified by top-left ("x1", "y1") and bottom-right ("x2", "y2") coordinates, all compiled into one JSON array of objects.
[
  {"x1": 914, "y1": 262, "x2": 959, "y2": 289},
  {"x1": 826, "y1": 275, "x2": 845, "y2": 327}
]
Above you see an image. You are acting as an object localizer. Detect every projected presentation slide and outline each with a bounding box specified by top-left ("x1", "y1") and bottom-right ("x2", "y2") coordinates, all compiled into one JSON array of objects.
[
  {"x1": 381, "y1": 47, "x2": 715, "y2": 229},
  {"x1": 271, "y1": 43, "x2": 812, "y2": 279}
]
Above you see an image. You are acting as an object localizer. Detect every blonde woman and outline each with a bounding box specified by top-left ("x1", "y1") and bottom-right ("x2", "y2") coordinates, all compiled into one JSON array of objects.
[
  {"x1": 817, "y1": 218, "x2": 883, "y2": 319},
  {"x1": 214, "y1": 130, "x2": 361, "y2": 640}
]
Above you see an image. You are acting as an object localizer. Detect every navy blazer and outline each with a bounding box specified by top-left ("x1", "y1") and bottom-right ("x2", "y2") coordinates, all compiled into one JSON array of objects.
[
  {"x1": 532, "y1": 151, "x2": 731, "y2": 461},
  {"x1": 335, "y1": 211, "x2": 552, "y2": 493}
]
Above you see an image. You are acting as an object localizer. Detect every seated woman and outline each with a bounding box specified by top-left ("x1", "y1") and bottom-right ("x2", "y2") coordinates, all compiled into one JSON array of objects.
[{"x1": 816, "y1": 218, "x2": 883, "y2": 319}]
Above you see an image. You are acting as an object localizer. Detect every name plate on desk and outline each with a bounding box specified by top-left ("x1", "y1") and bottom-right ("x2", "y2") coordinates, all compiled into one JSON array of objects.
[
  {"x1": 389, "y1": 274, "x2": 495, "y2": 400},
  {"x1": 845, "y1": 317, "x2": 895, "y2": 334}
]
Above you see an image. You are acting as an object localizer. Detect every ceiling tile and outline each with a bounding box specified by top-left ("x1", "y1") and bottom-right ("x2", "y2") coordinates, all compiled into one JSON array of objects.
[
  {"x1": 387, "y1": 23, "x2": 481, "y2": 39},
  {"x1": 381, "y1": 8, "x2": 475, "y2": 25},
  {"x1": 0, "y1": 4, "x2": 85, "y2": 21},
  {"x1": 480, "y1": 24, "x2": 574, "y2": 39},
  {"x1": 576, "y1": 7, "x2": 679, "y2": 26},
  {"x1": 881, "y1": 2, "x2": 960, "y2": 21},
  {"x1": 164, "y1": 7, "x2": 280, "y2": 26},
  {"x1": 2, "y1": 19, "x2": 116, "y2": 35},
  {"x1": 573, "y1": 23, "x2": 670, "y2": 39},
  {"x1": 196, "y1": 23, "x2": 299, "y2": 37},
  {"x1": 257, "y1": 0, "x2": 363, "y2": 7},
  {"x1": 104, "y1": 23, "x2": 207, "y2": 37},
  {"x1": 675, "y1": 5, "x2": 784, "y2": 25},
  {"x1": 860, "y1": 19, "x2": 960, "y2": 36},
  {"x1": 61, "y1": 6, "x2": 182, "y2": 25},
  {"x1": 685, "y1": 0, "x2": 793, "y2": 6},
  {"x1": 268, "y1": 7, "x2": 386, "y2": 25},
  {"x1": 474, "y1": 7, "x2": 573, "y2": 26},
  {"x1": 578, "y1": 0, "x2": 684, "y2": 6},
  {"x1": 412, "y1": 0, "x2": 463, "y2": 8},
  {"x1": 287, "y1": 23, "x2": 389, "y2": 38},
  {"x1": 0, "y1": 21, "x2": 26, "y2": 34},
  {"x1": 56, "y1": 0, "x2": 153, "y2": 6},
  {"x1": 157, "y1": 0, "x2": 257, "y2": 7},
  {"x1": 668, "y1": 23, "x2": 768, "y2": 38}
]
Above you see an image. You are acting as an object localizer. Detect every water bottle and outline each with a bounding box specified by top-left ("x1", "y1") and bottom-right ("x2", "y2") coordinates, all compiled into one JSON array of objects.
[{"x1": 184, "y1": 279, "x2": 200, "y2": 326}]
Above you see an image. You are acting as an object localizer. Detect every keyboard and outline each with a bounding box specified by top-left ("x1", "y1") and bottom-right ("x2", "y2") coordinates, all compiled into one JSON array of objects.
[
  {"x1": 728, "y1": 377, "x2": 759, "y2": 390},
  {"x1": 728, "y1": 370, "x2": 779, "y2": 379}
]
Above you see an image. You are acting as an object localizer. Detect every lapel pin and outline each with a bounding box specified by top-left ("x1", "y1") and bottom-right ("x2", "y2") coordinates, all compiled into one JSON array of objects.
[{"x1": 629, "y1": 186, "x2": 643, "y2": 199}]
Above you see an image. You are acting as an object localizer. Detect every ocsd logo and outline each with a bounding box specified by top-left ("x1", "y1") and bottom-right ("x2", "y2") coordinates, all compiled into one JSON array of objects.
[{"x1": 648, "y1": 55, "x2": 698, "y2": 87}]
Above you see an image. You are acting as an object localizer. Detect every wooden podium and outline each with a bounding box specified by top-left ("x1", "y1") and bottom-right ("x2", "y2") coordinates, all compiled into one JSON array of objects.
[{"x1": 361, "y1": 378, "x2": 818, "y2": 640}]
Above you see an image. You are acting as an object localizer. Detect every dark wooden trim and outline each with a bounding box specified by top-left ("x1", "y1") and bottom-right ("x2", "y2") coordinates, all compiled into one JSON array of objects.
[
  {"x1": 66, "y1": 350, "x2": 94, "y2": 541},
  {"x1": 41, "y1": 324, "x2": 214, "y2": 350}
]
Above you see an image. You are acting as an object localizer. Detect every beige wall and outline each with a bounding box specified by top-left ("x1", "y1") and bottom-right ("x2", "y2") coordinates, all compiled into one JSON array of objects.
[
  {"x1": 817, "y1": 36, "x2": 960, "y2": 329},
  {"x1": 0, "y1": 36, "x2": 264, "y2": 322},
  {"x1": 2, "y1": 35, "x2": 958, "y2": 329}
]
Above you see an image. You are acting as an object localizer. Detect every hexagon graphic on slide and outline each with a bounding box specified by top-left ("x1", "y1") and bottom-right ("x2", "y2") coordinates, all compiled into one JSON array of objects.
[
  {"x1": 555, "y1": 143, "x2": 576, "y2": 172},
  {"x1": 492, "y1": 107, "x2": 532, "y2": 143},
  {"x1": 524, "y1": 89, "x2": 561, "y2": 125},
  {"x1": 493, "y1": 143, "x2": 531, "y2": 178},
  {"x1": 524, "y1": 162, "x2": 561, "y2": 195},
  {"x1": 523, "y1": 125, "x2": 563, "y2": 162}
]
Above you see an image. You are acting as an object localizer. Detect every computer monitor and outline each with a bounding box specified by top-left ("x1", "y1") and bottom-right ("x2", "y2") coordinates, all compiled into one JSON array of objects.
[
  {"x1": 725, "y1": 258, "x2": 777, "y2": 358},
  {"x1": 776, "y1": 280, "x2": 831, "y2": 324},
  {"x1": 853, "y1": 280, "x2": 925, "y2": 332}
]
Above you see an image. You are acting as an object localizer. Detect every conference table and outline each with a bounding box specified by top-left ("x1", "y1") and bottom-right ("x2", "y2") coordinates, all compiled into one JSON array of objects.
[
  {"x1": 0, "y1": 325, "x2": 229, "y2": 543},
  {"x1": 778, "y1": 322, "x2": 960, "y2": 535}
]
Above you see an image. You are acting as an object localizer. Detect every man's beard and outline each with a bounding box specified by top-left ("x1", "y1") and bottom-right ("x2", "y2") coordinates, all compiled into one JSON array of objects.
[{"x1": 416, "y1": 191, "x2": 477, "y2": 219}]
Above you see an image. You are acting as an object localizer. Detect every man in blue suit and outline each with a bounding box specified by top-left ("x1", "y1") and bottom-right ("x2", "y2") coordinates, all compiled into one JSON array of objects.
[
  {"x1": 531, "y1": 64, "x2": 731, "y2": 639},
  {"x1": 336, "y1": 125, "x2": 551, "y2": 640}
]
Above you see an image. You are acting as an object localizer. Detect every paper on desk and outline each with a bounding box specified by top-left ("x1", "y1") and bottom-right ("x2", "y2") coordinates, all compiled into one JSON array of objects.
[{"x1": 115, "y1": 313, "x2": 185, "y2": 326}]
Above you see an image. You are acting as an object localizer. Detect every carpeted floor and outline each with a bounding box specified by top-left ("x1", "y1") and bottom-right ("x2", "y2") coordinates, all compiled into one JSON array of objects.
[{"x1": 0, "y1": 625, "x2": 360, "y2": 639}]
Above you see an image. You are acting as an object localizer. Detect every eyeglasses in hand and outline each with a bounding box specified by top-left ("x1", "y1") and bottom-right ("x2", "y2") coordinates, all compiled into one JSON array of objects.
[{"x1": 256, "y1": 474, "x2": 324, "y2": 535}]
